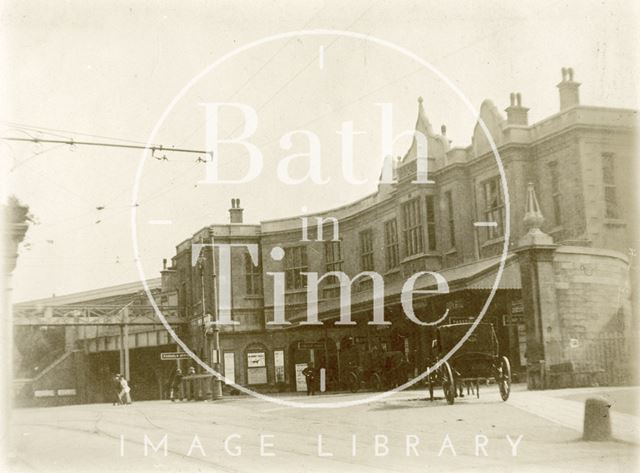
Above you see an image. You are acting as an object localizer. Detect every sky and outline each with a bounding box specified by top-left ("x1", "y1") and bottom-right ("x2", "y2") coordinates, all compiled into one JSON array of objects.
[{"x1": 1, "y1": 0, "x2": 638, "y2": 302}]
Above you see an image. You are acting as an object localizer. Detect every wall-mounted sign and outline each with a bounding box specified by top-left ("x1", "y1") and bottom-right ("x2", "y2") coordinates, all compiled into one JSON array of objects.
[
  {"x1": 34, "y1": 390, "x2": 55, "y2": 397},
  {"x1": 57, "y1": 389, "x2": 76, "y2": 396},
  {"x1": 161, "y1": 352, "x2": 191, "y2": 360},
  {"x1": 511, "y1": 300, "x2": 524, "y2": 314},
  {"x1": 247, "y1": 352, "x2": 265, "y2": 368}
]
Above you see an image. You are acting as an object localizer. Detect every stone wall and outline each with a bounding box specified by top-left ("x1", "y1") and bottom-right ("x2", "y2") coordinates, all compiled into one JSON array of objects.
[{"x1": 551, "y1": 246, "x2": 632, "y2": 384}]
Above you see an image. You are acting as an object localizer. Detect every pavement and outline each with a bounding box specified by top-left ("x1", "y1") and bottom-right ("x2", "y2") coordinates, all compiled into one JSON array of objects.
[{"x1": 6, "y1": 385, "x2": 639, "y2": 473}]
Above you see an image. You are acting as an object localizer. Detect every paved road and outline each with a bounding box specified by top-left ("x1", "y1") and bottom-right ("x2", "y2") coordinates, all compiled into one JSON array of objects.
[{"x1": 7, "y1": 386, "x2": 638, "y2": 473}]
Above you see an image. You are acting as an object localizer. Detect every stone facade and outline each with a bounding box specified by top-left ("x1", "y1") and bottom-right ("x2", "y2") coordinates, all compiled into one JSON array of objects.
[{"x1": 158, "y1": 67, "x2": 636, "y2": 392}]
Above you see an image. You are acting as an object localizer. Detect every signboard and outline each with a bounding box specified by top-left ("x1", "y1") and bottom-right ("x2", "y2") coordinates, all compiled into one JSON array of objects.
[
  {"x1": 295, "y1": 363, "x2": 308, "y2": 392},
  {"x1": 297, "y1": 341, "x2": 324, "y2": 350},
  {"x1": 511, "y1": 300, "x2": 524, "y2": 314},
  {"x1": 223, "y1": 352, "x2": 235, "y2": 384},
  {"x1": 274, "y1": 350, "x2": 285, "y2": 383},
  {"x1": 247, "y1": 352, "x2": 266, "y2": 368},
  {"x1": 57, "y1": 389, "x2": 76, "y2": 396},
  {"x1": 247, "y1": 367, "x2": 267, "y2": 385},
  {"x1": 160, "y1": 352, "x2": 191, "y2": 360},
  {"x1": 34, "y1": 390, "x2": 55, "y2": 398}
]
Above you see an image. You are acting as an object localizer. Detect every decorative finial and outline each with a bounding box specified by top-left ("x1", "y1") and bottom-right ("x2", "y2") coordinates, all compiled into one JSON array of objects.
[
  {"x1": 418, "y1": 96, "x2": 423, "y2": 105},
  {"x1": 440, "y1": 124, "x2": 447, "y2": 135},
  {"x1": 523, "y1": 182, "x2": 544, "y2": 232}
]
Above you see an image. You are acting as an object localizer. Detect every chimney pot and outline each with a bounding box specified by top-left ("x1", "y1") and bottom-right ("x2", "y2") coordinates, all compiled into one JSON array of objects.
[
  {"x1": 229, "y1": 198, "x2": 244, "y2": 223},
  {"x1": 557, "y1": 67, "x2": 580, "y2": 110},
  {"x1": 505, "y1": 92, "x2": 529, "y2": 126}
]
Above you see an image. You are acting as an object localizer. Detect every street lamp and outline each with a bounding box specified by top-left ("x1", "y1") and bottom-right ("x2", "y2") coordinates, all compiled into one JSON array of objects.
[{"x1": 207, "y1": 229, "x2": 223, "y2": 401}]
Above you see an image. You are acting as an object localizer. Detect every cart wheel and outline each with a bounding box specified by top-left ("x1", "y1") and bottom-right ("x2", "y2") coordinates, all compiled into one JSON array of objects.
[
  {"x1": 348, "y1": 371, "x2": 360, "y2": 393},
  {"x1": 498, "y1": 356, "x2": 511, "y2": 401},
  {"x1": 442, "y1": 362, "x2": 455, "y2": 405},
  {"x1": 428, "y1": 374, "x2": 434, "y2": 401},
  {"x1": 371, "y1": 373, "x2": 383, "y2": 391}
]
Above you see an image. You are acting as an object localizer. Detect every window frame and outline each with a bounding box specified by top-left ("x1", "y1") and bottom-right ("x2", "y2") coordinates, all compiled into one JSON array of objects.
[
  {"x1": 359, "y1": 228, "x2": 374, "y2": 271},
  {"x1": 602, "y1": 153, "x2": 619, "y2": 219},
  {"x1": 244, "y1": 252, "x2": 262, "y2": 296},
  {"x1": 402, "y1": 198, "x2": 424, "y2": 257},
  {"x1": 284, "y1": 246, "x2": 308, "y2": 290},
  {"x1": 324, "y1": 239, "x2": 343, "y2": 273},
  {"x1": 548, "y1": 161, "x2": 562, "y2": 226},
  {"x1": 445, "y1": 190, "x2": 456, "y2": 248},
  {"x1": 481, "y1": 177, "x2": 505, "y2": 240},
  {"x1": 425, "y1": 195, "x2": 437, "y2": 251},
  {"x1": 384, "y1": 219, "x2": 400, "y2": 270}
]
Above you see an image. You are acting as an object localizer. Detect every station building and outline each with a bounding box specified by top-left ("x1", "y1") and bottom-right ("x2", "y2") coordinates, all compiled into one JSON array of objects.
[
  {"x1": 12, "y1": 68, "x2": 637, "y2": 404},
  {"x1": 159, "y1": 68, "x2": 636, "y2": 392}
]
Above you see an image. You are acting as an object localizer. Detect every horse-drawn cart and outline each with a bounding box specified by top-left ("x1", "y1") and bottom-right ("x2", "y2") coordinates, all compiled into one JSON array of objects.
[{"x1": 426, "y1": 323, "x2": 511, "y2": 404}]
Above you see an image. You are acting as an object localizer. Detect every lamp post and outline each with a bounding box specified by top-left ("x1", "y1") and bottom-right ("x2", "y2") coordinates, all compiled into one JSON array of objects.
[{"x1": 208, "y1": 229, "x2": 223, "y2": 400}]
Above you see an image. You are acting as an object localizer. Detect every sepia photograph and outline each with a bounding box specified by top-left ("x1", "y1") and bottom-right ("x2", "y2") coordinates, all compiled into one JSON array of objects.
[{"x1": 1, "y1": 1, "x2": 638, "y2": 472}]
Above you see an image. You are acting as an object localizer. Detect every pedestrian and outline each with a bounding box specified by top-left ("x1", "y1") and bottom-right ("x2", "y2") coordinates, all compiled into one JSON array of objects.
[
  {"x1": 119, "y1": 376, "x2": 132, "y2": 404},
  {"x1": 302, "y1": 362, "x2": 316, "y2": 396},
  {"x1": 186, "y1": 366, "x2": 197, "y2": 401},
  {"x1": 170, "y1": 368, "x2": 184, "y2": 402},
  {"x1": 112, "y1": 374, "x2": 123, "y2": 406}
]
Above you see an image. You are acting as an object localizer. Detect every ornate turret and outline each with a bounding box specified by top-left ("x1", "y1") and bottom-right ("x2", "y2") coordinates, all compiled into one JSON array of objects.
[{"x1": 518, "y1": 182, "x2": 553, "y2": 247}]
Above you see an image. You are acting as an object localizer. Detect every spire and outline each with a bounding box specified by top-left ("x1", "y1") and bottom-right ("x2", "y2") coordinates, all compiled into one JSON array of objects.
[
  {"x1": 400, "y1": 96, "x2": 448, "y2": 165},
  {"x1": 523, "y1": 182, "x2": 544, "y2": 231},
  {"x1": 518, "y1": 182, "x2": 553, "y2": 247},
  {"x1": 415, "y1": 96, "x2": 433, "y2": 137}
]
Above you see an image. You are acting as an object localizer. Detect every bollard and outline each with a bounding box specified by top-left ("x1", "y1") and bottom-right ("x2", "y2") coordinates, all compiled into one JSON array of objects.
[{"x1": 583, "y1": 397, "x2": 612, "y2": 441}]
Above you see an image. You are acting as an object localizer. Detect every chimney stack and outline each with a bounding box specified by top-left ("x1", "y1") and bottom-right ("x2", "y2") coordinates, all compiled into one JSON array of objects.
[
  {"x1": 229, "y1": 198, "x2": 244, "y2": 223},
  {"x1": 557, "y1": 67, "x2": 580, "y2": 110},
  {"x1": 505, "y1": 92, "x2": 529, "y2": 125}
]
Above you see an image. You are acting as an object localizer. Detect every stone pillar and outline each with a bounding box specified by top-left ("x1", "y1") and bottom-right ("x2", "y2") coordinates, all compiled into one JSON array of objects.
[
  {"x1": 515, "y1": 183, "x2": 560, "y2": 389},
  {"x1": 2, "y1": 197, "x2": 31, "y2": 461}
]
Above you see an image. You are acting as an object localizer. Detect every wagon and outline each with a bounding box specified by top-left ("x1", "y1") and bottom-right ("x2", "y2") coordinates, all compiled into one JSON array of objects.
[
  {"x1": 426, "y1": 322, "x2": 511, "y2": 404},
  {"x1": 344, "y1": 349, "x2": 410, "y2": 393}
]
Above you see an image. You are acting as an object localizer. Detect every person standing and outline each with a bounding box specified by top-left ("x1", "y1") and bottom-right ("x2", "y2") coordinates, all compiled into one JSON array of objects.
[
  {"x1": 119, "y1": 376, "x2": 132, "y2": 404},
  {"x1": 170, "y1": 368, "x2": 183, "y2": 401},
  {"x1": 302, "y1": 362, "x2": 316, "y2": 396},
  {"x1": 186, "y1": 366, "x2": 197, "y2": 401},
  {"x1": 112, "y1": 374, "x2": 123, "y2": 406}
]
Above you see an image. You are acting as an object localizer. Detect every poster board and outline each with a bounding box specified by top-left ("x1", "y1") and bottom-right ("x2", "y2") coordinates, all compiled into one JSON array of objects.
[
  {"x1": 224, "y1": 352, "x2": 235, "y2": 384},
  {"x1": 295, "y1": 363, "x2": 308, "y2": 392}
]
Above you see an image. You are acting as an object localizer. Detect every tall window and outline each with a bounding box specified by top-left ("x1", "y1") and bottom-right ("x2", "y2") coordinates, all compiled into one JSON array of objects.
[
  {"x1": 359, "y1": 229, "x2": 374, "y2": 271},
  {"x1": 324, "y1": 240, "x2": 343, "y2": 272},
  {"x1": 402, "y1": 198, "x2": 424, "y2": 256},
  {"x1": 445, "y1": 191, "x2": 455, "y2": 248},
  {"x1": 245, "y1": 253, "x2": 262, "y2": 295},
  {"x1": 284, "y1": 246, "x2": 307, "y2": 290},
  {"x1": 548, "y1": 162, "x2": 562, "y2": 226},
  {"x1": 602, "y1": 153, "x2": 618, "y2": 218},
  {"x1": 384, "y1": 219, "x2": 400, "y2": 269},
  {"x1": 425, "y1": 195, "x2": 437, "y2": 251},
  {"x1": 482, "y1": 177, "x2": 504, "y2": 239}
]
